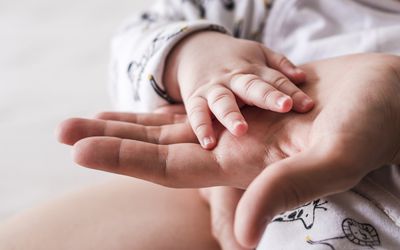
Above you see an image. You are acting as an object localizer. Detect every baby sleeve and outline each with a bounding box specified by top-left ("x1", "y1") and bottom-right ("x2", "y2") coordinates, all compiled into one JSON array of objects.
[{"x1": 109, "y1": 0, "x2": 269, "y2": 112}]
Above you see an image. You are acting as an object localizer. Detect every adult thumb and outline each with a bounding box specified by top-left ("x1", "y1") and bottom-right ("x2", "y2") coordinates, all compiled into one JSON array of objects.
[{"x1": 234, "y1": 144, "x2": 362, "y2": 248}]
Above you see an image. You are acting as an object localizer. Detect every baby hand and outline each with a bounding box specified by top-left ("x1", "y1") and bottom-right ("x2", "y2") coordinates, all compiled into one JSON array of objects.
[{"x1": 164, "y1": 32, "x2": 314, "y2": 149}]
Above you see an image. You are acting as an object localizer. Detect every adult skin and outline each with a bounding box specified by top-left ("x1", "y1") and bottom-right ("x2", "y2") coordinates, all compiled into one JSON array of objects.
[
  {"x1": 62, "y1": 53, "x2": 400, "y2": 248},
  {"x1": 1, "y1": 54, "x2": 399, "y2": 249}
]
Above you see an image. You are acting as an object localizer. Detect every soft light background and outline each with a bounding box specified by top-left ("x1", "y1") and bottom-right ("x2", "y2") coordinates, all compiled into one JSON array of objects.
[{"x1": 0, "y1": 0, "x2": 152, "y2": 220}]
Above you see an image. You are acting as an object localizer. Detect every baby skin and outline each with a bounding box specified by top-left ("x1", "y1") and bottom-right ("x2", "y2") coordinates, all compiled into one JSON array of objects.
[{"x1": 163, "y1": 31, "x2": 314, "y2": 149}]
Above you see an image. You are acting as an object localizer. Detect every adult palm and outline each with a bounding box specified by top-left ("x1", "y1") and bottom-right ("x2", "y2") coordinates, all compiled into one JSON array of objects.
[{"x1": 58, "y1": 53, "x2": 400, "y2": 247}]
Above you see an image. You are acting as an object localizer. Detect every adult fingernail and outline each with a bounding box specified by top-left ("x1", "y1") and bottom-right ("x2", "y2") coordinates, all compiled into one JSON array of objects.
[{"x1": 202, "y1": 137, "x2": 214, "y2": 148}]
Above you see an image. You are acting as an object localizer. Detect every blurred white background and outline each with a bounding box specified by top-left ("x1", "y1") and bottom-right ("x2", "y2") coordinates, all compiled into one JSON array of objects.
[{"x1": 0, "y1": 0, "x2": 152, "y2": 220}]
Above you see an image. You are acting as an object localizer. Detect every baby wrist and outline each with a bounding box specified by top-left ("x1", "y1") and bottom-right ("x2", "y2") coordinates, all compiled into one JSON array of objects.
[{"x1": 163, "y1": 31, "x2": 230, "y2": 102}]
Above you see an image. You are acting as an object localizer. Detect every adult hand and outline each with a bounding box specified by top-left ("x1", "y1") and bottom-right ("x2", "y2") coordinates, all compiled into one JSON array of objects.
[
  {"x1": 58, "y1": 53, "x2": 400, "y2": 247},
  {"x1": 156, "y1": 105, "x2": 247, "y2": 250},
  {"x1": 234, "y1": 53, "x2": 400, "y2": 247},
  {"x1": 155, "y1": 105, "x2": 248, "y2": 250}
]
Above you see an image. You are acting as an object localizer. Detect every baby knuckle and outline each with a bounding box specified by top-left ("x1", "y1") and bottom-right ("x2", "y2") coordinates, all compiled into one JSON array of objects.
[
  {"x1": 276, "y1": 54, "x2": 290, "y2": 68},
  {"x1": 243, "y1": 77, "x2": 260, "y2": 95},
  {"x1": 194, "y1": 122, "x2": 208, "y2": 135},
  {"x1": 187, "y1": 107, "x2": 203, "y2": 119},
  {"x1": 221, "y1": 110, "x2": 238, "y2": 120},
  {"x1": 290, "y1": 89, "x2": 302, "y2": 97},
  {"x1": 188, "y1": 102, "x2": 203, "y2": 112},
  {"x1": 186, "y1": 93, "x2": 204, "y2": 104},
  {"x1": 261, "y1": 88, "x2": 276, "y2": 102},
  {"x1": 272, "y1": 75, "x2": 289, "y2": 89},
  {"x1": 229, "y1": 73, "x2": 246, "y2": 86},
  {"x1": 209, "y1": 85, "x2": 228, "y2": 95},
  {"x1": 210, "y1": 94, "x2": 231, "y2": 107},
  {"x1": 209, "y1": 90, "x2": 231, "y2": 106},
  {"x1": 229, "y1": 66, "x2": 258, "y2": 80}
]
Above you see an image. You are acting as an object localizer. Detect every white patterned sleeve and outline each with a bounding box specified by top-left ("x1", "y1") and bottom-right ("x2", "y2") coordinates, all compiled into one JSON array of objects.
[{"x1": 109, "y1": 0, "x2": 232, "y2": 112}]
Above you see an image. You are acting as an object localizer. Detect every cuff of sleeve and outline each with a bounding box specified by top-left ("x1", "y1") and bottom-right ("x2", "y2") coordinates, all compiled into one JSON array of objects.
[
  {"x1": 110, "y1": 20, "x2": 229, "y2": 112},
  {"x1": 140, "y1": 20, "x2": 229, "y2": 110}
]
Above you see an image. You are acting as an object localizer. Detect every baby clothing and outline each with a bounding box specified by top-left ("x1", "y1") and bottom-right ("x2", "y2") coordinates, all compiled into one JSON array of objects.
[
  {"x1": 109, "y1": 0, "x2": 400, "y2": 249},
  {"x1": 259, "y1": 165, "x2": 400, "y2": 249},
  {"x1": 109, "y1": 0, "x2": 267, "y2": 112}
]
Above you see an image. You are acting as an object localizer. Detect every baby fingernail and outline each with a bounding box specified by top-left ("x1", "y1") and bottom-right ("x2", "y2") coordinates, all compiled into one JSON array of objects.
[
  {"x1": 295, "y1": 68, "x2": 304, "y2": 75},
  {"x1": 233, "y1": 120, "x2": 246, "y2": 129},
  {"x1": 203, "y1": 137, "x2": 214, "y2": 148},
  {"x1": 276, "y1": 96, "x2": 290, "y2": 108},
  {"x1": 302, "y1": 97, "x2": 314, "y2": 109}
]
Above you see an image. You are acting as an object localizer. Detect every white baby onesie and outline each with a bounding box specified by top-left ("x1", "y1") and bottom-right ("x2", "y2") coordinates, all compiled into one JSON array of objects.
[{"x1": 109, "y1": 0, "x2": 400, "y2": 249}]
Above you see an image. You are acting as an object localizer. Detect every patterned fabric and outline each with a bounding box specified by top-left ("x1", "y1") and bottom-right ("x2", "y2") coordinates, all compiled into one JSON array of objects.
[{"x1": 110, "y1": 1, "x2": 400, "y2": 249}]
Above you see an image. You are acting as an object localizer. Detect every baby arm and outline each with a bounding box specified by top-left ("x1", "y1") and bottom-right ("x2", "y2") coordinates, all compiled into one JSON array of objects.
[
  {"x1": 110, "y1": 0, "x2": 313, "y2": 148},
  {"x1": 109, "y1": 0, "x2": 232, "y2": 112},
  {"x1": 163, "y1": 31, "x2": 314, "y2": 148}
]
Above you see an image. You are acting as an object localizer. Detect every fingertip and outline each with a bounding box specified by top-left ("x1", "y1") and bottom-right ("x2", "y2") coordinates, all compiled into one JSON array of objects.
[
  {"x1": 231, "y1": 120, "x2": 248, "y2": 137},
  {"x1": 276, "y1": 96, "x2": 293, "y2": 112},
  {"x1": 288, "y1": 68, "x2": 306, "y2": 84},
  {"x1": 295, "y1": 68, "x2": 306, "y2": 81},
  {"x1": 56, "y1": 118, "x2": 85, "y2": 145},
  {"x1": 201, "y1": 136, "x2": 216, "y2": 150},
  {"x1": 73, "y1": 137, "x2": 120, "y2": 169},
  {"x1": 55, "y1": 121, "x2": 66, "y2": 144},
  {"x1": 293, "y1": 94, "x2": 314, "y2": 113},
  {"x1": 302, "y1": 97, "x2": 315, "y2": 111},
  {"x1": 72, "y1": 138, "x2": 93, "y2": 167}
]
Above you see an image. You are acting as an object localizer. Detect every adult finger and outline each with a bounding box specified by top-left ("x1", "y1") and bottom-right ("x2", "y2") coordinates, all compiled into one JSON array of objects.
[
  {"x1": 73, "y1": 137, "x2": 222, "y2": 188},
  {"x1": 201, "y1": 187, "x2": 249, "y2": 250},
  {"x1": 207, "y1": 86, "x2": 248, "y2": 137},
  {"x1": 57, "y1": 118, "x2": 196, "y2": 146},
  {"x1": 234, "y1": 144, "x2": 363, "y2": 248},
  {"x1": 154, "y1": 104, "x2": 186, "y2": 114},
  {"x1": 185, "y1": 96, "x2": 216, "y2": 149},
  {"x1": 261, "y1": 46, "x2": 306, "y2": 84},
  {"x1": 95, "y1": 111, "x2": 186, "y2": 125},
  {"x1": 229, "y1": 74, "x2": 293, "y2": 113}
]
